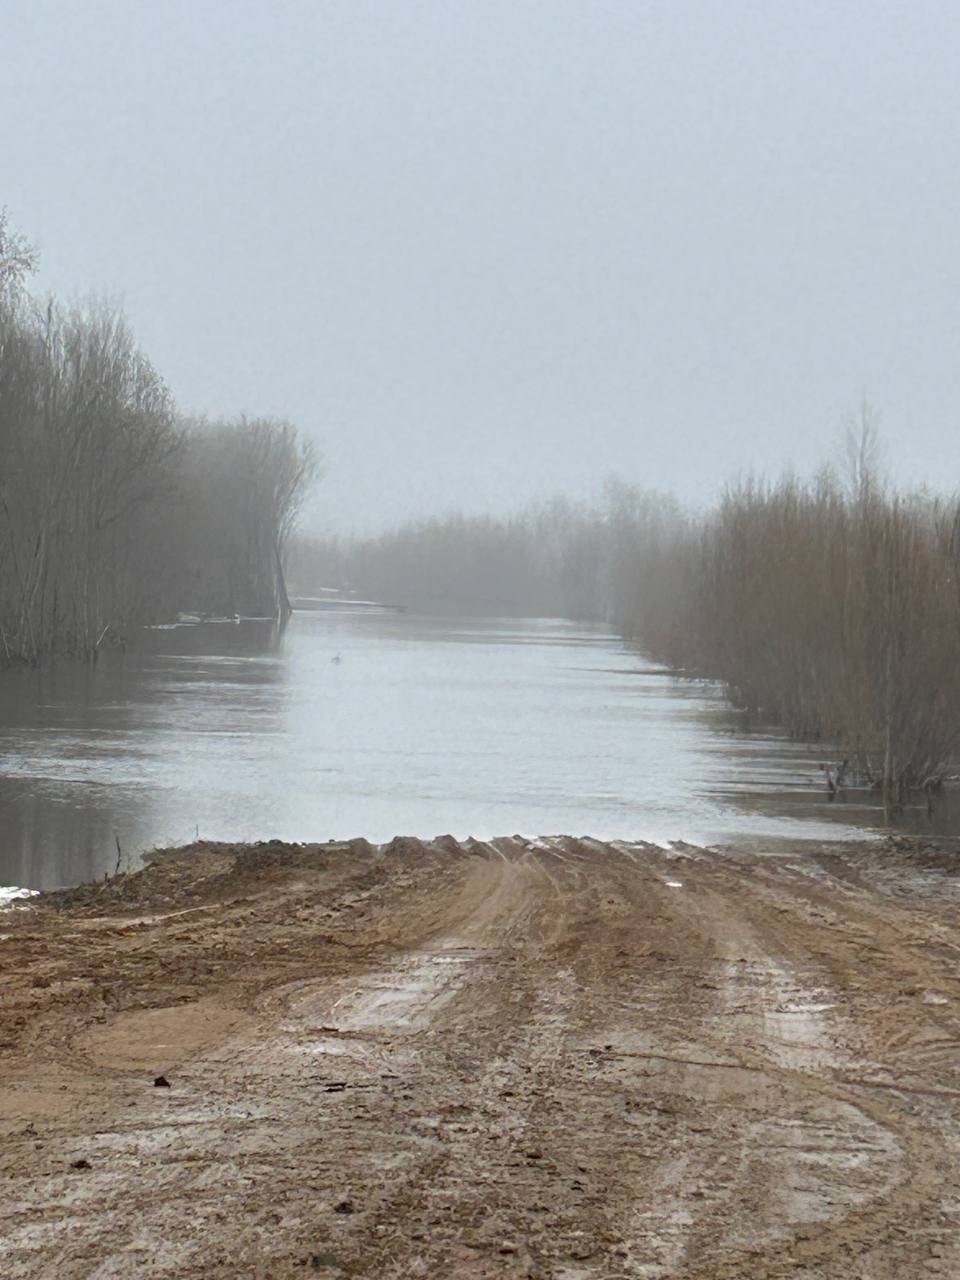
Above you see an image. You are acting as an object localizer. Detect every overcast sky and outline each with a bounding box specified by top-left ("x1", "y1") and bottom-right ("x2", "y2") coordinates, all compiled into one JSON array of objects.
[{"x1": 4, "y1": 1, "x2": 960, "y2": 531}]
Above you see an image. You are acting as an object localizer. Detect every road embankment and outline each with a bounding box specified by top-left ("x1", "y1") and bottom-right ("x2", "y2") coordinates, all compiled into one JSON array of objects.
[{"x1": 2, "y1": 834, "x2": 959, "y2": 1278}]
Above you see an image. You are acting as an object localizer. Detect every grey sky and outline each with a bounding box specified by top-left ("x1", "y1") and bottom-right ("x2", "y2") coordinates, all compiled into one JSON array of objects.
[{"x1": 4, "y1": 1, "x2": 960, "y2": 531}]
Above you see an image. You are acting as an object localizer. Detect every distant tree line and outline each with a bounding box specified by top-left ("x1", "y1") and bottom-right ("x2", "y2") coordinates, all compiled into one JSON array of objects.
[
  {"x1": 0, "y1": 212, "x2": 316, "y2": 664},
  {"x1": 288, "y1": 480, "x2": 689, "y2": 622},
  {"x1": 293, "y1": 435, "x2": 960, "y2": 807}
]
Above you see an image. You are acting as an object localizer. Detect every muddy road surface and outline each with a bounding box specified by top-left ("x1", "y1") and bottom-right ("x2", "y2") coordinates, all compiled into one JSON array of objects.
[{"x1": 2, "y1": 835, "x2": 960, "y2": 1278}]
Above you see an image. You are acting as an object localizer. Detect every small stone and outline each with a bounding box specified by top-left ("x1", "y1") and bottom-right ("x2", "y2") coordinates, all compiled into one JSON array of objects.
[
  {"x1": 334, "y1": 1200, "x2": 355, "y2": 1215},
  {"x1": 70, "y1": 1158, "x2": 92, "y2": 1170},
  {"x1": 153, "y1": 1075, "x2": 171, "y2": 1088}
]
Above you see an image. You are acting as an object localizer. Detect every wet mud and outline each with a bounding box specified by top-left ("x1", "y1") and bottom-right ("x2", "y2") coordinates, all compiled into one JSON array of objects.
[{"x1": 2, "y1": 834, "x2": 960, "y2": 1277}]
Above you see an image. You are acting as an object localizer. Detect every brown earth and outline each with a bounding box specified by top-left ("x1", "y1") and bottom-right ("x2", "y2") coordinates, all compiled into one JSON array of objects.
[{"x1": 2, "y1": 834, "x2": 960, "y2": 1278}]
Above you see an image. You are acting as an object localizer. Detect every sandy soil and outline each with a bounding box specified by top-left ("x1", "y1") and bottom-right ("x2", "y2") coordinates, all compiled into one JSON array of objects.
[{"x1": 2, "y1": 834, "x2": 960, "y2": 1278}]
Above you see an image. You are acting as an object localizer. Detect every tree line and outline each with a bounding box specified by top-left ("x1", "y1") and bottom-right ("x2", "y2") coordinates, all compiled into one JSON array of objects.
[
  {"x1": 293, "y1": 441, "x2": 960, "y2": 808},
  {"x1": 0, "y1": 213, "x2": 316, "y2": 665}
]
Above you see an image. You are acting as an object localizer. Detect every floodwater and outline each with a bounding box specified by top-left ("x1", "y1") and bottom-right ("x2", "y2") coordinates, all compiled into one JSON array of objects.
[{"x1": 0, "y1": 611, "x2": 915, "y2": 891}]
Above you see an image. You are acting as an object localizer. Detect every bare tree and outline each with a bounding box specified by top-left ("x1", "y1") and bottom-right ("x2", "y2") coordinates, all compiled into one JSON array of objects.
[
  {"x1": 844, "y1": 399, "x2": 883, "y2": 505},
  {"x1": 0, "y1": 209, "x2": 37, "y2": 300},
  {"x1": 0, "y1": 215, "x2": 318, "y2": 662}
]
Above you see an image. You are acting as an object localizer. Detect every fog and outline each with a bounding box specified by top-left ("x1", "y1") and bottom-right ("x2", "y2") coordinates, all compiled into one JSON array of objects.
[
  {"x1": 10, "y1": 8, "x2": 960, "y2": 1251},
  {"x1": 5, "y1": 1, "x2": 960, "y2": 531}
]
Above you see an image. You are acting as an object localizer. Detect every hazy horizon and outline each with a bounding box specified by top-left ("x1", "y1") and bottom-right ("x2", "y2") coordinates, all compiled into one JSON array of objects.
[{"x1": 6, "y1": 1, "x2": 960, "y2": 533}]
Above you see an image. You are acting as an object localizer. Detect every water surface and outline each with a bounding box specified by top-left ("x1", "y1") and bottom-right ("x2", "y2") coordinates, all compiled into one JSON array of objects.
[{"x1": 0, "y1": 612, "x2": 887, "y2": 889}]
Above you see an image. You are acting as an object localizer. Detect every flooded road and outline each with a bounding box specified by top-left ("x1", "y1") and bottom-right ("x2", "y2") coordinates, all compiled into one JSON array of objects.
[{"x1": 0, "y1": 612, "x2": 883, "y2": 890}]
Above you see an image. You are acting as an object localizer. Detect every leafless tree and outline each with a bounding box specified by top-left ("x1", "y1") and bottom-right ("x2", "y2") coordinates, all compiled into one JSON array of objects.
[{"x1": 0, "y1": 217, "x2": 317, "y2": 663}]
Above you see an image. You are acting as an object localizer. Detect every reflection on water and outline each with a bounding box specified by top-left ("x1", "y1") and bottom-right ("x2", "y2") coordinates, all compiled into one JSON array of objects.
[{"x1": 0, "y1": 612, "x2": 902, "y2": 890}]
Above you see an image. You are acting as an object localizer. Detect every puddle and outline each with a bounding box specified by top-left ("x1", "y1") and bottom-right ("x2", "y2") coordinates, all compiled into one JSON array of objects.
[
  {"x1": 762, "y1": 961, "x2": 839, "y2": 1071},
  {"x1": 720, "y1": 957, "x2": 841, "y2": 1072},
  {"x1": 631, "y1": 1154, "x2": 694, "y2": 1276},
  {"x1": 290, "y1": 945, "x2": 483, "y2": 1037},
  {"x1": 750, "y1": 1106, "x2": 901, "y2": 1235}
]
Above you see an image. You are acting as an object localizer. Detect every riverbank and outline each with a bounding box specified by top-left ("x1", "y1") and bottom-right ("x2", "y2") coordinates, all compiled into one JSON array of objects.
[{"x1": 2, "y1": 835, "x2": 960, "y2": 1278}]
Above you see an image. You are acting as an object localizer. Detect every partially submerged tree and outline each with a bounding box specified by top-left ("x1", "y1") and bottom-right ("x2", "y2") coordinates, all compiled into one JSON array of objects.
[
  {"x1": 0, "y1": 216, "x2": 317, "y2": 663},
  {"x1": 165, "y1": 418, "x2": 318, "y2": 619}
]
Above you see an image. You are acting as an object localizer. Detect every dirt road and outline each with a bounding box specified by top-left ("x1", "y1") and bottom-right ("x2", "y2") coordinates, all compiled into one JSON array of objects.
[{"x1": 2, "y1": 835, "x2": 960, "y2": 1278}]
